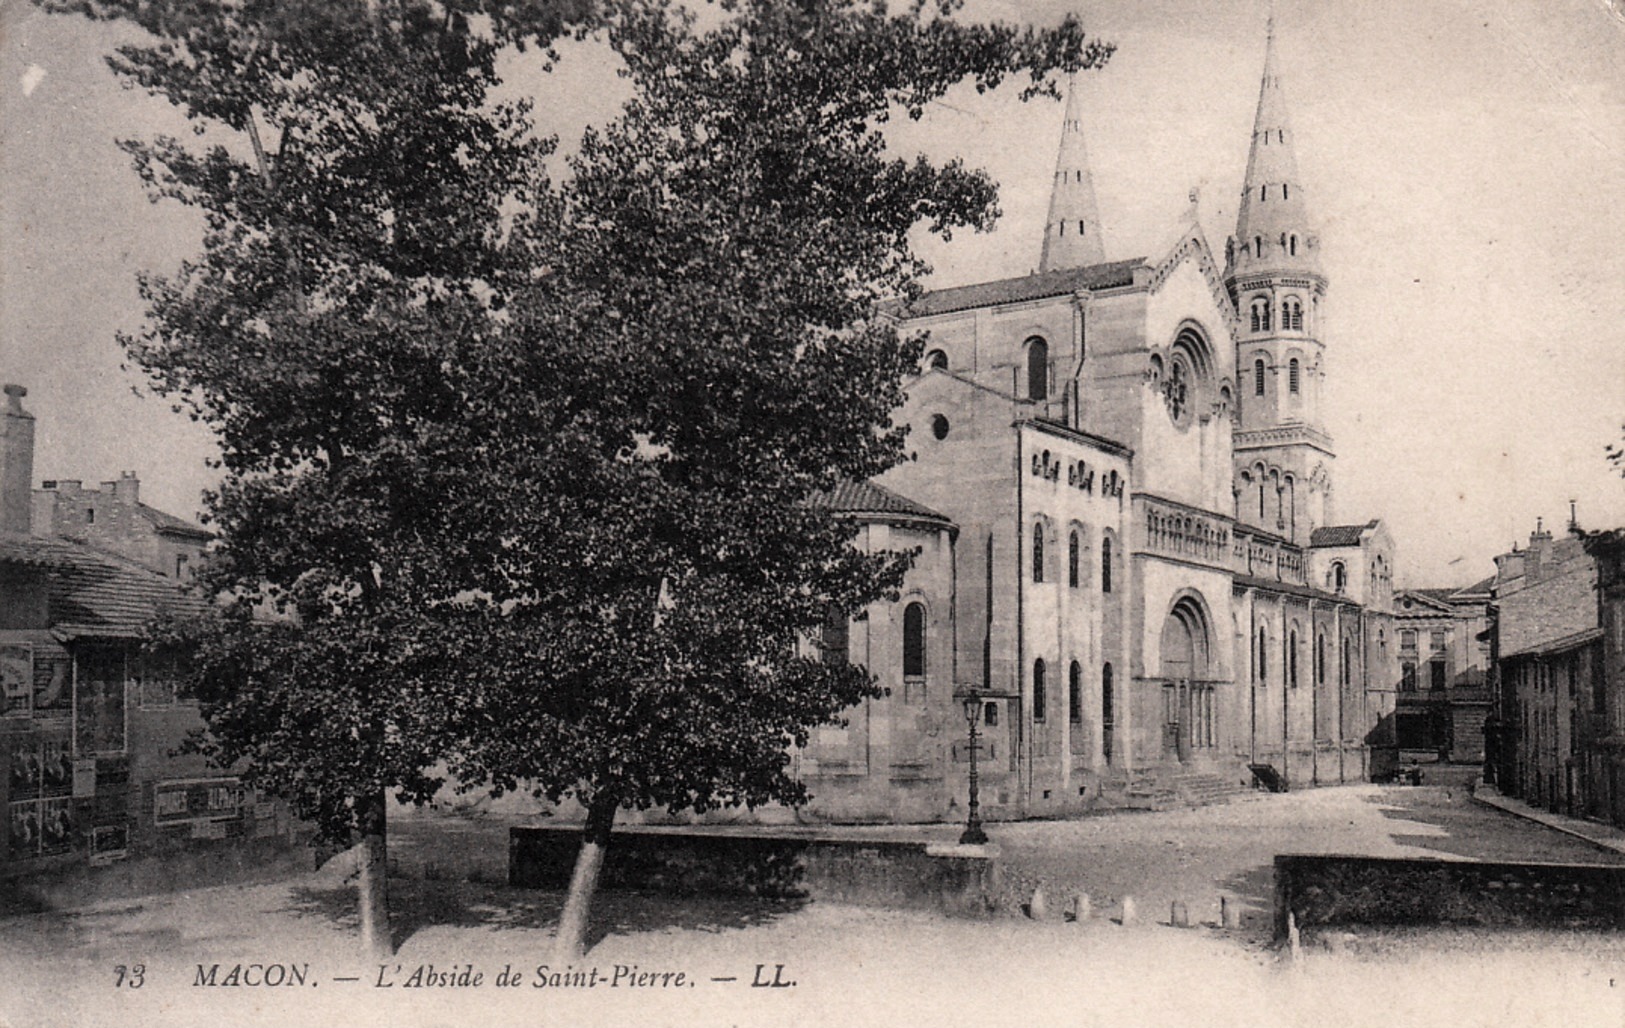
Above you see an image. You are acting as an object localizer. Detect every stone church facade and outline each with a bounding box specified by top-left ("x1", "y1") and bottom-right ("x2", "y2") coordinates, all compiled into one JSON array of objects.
[{"x1": 793, "y1": 19, "x2": 1400, "y2": 823}]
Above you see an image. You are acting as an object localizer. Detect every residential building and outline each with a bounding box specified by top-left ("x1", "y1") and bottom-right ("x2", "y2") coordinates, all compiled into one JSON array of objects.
[{"x1": 0, "y1": 385, "x2": 301, "y2": 902}]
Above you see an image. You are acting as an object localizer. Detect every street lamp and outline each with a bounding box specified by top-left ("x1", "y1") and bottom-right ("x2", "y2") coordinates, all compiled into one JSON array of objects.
[{"x1": 960, "y1": 691, "x2": 988, "y2": 845}]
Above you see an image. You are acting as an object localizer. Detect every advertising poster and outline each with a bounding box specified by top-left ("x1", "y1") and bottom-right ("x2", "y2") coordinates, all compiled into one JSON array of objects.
[
  {"x1": 6, "y1": 800, "x2": 39, "y2": 859},
  {"x1": 38, "y1": 735, "x2": 72, "y2": 797},
  {"x1": 36, "y1": 797, "x2": 76, "y2": 855},
  {"x1": 89, "y1": 823, "x2": 129, "y2": 866},
  {"x1": 31, "y1": 650, "x2": 70, "y2": 719},
  {"x1": 6, "y1": 736, "x2": 39, "y2": 797},
  {"x1": 0, "y1": 645, "x2": 30, "y2": 718}
]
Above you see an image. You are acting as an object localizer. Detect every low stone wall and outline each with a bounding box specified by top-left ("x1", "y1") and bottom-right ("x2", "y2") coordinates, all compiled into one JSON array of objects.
[
  {"x1": 1274, "y1": 853, "x2": 1625, "y2": 939},
  {"x1": 1, "y1": 834, "x2": 316, "y2": 913},
  {"x1": 510, "y1": 826, "x2": 998, "y2": 916}
]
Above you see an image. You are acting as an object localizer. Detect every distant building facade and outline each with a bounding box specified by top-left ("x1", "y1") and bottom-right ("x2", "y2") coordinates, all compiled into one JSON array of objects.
[
  {"x1": 1391, "y1": 579, "x2": 1493, "y2": 765},
  {"x1": 1488, "y1": 522, "x2": 1607, "y2": 819},
  {"x1": 34, "y1": 471, "x2": 211, "y2": 580}
]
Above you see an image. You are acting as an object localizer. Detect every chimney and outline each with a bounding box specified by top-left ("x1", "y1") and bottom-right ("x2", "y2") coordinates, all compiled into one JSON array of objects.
[
  {"x1": 114, "y1": 470, "x2": 140, "y2": 505},
  {"x1": 1528, "y1": 517, "x2": 1554, "y2": 582},
  {"x1": 0, "y1": 385, "x2": 35, "y2": 535}
]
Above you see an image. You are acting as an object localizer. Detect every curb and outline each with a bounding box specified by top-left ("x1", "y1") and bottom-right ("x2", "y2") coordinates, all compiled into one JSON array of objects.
[{"x1": 1471, "y1": 789, "x2": 1625, "y2": 859}]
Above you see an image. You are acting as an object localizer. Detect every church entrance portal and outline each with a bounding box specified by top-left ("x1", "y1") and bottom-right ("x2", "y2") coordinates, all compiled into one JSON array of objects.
[{"x1": 1159, "y1": 597, "x2": 1215, "y2": 763}]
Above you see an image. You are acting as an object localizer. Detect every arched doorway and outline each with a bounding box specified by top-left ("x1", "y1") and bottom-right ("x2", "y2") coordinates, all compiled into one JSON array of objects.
[{"x1": 1159, "y1": 595, "x2": 1213, "y2": 763}]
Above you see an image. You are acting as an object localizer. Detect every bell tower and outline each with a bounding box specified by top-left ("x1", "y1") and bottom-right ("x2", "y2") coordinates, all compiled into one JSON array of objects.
[
  {"x1": 1226, "y1": 13, "x2": 1333, "y2": 544},
  {"x1": 1039, "y1": 74, "x2": 1107, "y2": 272}
]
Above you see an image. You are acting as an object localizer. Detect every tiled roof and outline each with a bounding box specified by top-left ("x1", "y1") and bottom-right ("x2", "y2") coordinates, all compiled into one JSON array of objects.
[
  {"x1": 48, "y1": 541, "x2": 209, "y2": 640},
  {"x1": 0, "y1": 532, "x2": 73, "y2": 568},
  {"x1": 1412, "y1": 588, "x2": 1460, "y2": 603},
  {"x1": 1456, "y1": 575, "x2": 1496, "y2": 597},
  {"x1": 811, "y1": 480, "x2": 952, "y2": 526},
  {"x1": 1309, "y1": 521, "x2": 1378, "y2": 548},
  {"x1": 139, "y1": 502, "x2": 212, "y2": 539},
  {"x1": 901, "y1": 258, "x2": 1146, "y2": 318},
  {"x1": 1503, "y1": 626, "x2": 1603, "y2": 661}
]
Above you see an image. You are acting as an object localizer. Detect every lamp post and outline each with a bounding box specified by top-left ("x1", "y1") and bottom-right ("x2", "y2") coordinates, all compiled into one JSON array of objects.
[{"x1": 960, "y1": 691, "x2": 988, "y2": 845}]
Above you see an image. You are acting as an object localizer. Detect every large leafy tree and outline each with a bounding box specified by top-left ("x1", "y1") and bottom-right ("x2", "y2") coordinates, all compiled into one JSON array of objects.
[
  {"x1": 39, "y1": 0, "x2": 593, "y2": 957},
  {"x1": 456, "y1": 0, "x2": 1112, "y2": 958}
]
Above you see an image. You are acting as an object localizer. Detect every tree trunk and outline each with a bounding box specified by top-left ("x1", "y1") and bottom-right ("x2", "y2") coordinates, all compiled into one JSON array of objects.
[
  {"x1": 355, "y1": 789, "x2": 393, "y2": 959},
  {"x1": 552, "y1": 795, "x2": 617, "y2": 963}
]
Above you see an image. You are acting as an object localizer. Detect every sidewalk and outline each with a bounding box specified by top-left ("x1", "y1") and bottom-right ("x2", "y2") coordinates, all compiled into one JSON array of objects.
[{"x1": 1472, "y1": 784, "x2": 1625, "y2": 858}]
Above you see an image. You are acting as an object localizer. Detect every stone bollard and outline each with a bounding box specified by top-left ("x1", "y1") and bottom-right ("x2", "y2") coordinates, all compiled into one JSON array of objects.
[
  {"x1": 1065, "y1": 892, "x2": 1091, "y2": 923},
  {"x1": 1027, "y1": 885, "x2": 1049, "y2": 920},
  {"x1": 1119, "y1": 895, "x2": 1137, "y2": 925},
  {"x1": 1220, "y1": 894, "x2": 1241, "y2": 930},
  {"x1": 1287, "y1": 912, "x2": 1302, "y2": 965},
  {"x1": 1170, "y1": 900, "x2": 1189, "y2": 928}
]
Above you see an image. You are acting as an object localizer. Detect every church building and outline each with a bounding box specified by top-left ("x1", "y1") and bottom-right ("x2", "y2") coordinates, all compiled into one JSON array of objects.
[{"x1": 794, "y1": 18, "x2": 1401, "y2": 823}]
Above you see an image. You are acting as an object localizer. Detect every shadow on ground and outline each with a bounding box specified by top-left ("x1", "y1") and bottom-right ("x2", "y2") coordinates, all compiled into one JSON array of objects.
[
  {"x1": 1363, "y1": 788, "x2": 1625, "y2": 864},
  {"x1": 281, "y1": 878, "x2": 805, "y2": 954}
]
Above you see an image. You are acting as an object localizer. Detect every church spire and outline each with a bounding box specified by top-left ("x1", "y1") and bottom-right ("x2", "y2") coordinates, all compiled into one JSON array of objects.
[
  {"x1": 1227, "y1": 12, "x2": 1319, "y2": 281},
  {"x1": 1039, "y1": 74, "x2": 1106, "y2": 272}
]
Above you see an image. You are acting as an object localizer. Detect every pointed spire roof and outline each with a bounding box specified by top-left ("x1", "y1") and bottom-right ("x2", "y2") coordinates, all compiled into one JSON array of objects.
[
  {"x1": 1227, "y1": 12, "x2": 1320, "y2": 281},
  {"x1": 1039, "y1": 74, "x2": 1107, "y2": 272}
]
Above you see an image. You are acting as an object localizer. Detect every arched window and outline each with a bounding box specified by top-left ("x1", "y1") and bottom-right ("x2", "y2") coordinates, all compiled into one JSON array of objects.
[
  {"x1": 1254, "y1": 358, "x2": 1266, "y2": 396},
  {"x1": 1289, "y1": 358, "x2": 1300, "y2": 394},
  {"x1": 1026, "y1": 337, "x2": 1049, "y2": 401},
  {"x1": 1250, "y1": 298, "x2": 1271, "y2": 334},
  {"x1": 1341, "y1": 636, "x2": 1351, "y2": 687},
  {"x1": 1102, "y1": 663, "x2": 1115, "y2": 764},
  {"x1": 1032, "y1": 523, "x2": 1045, "y2": 583},
  {"x1": 1100, "y1": 536, "x2": 1113, "y2": 593},
  {"x1": 1069, "y1": 661, "x2": 1083, "y2": 724},
  {"x1": 903, "y1": 602, "x2": 926, "y2": 680},
  {"x1": 1289, "y1": 234, "x2": 1298, "y2": 257},
  {"x1": 1316, "y1": 632, "x2": 1327, "y2": 685},
  {"x1": 1257, "y1": 628, "x2": 1269, "y2": 684},
  {"x1": 1078, "y1": 220, "x2": 1086, "y2": 235},
  {"x1": 1068, "y1": 531, "x2": 1080, "y2": 588},
  {"x1": 1283, "y1": 183, "x2": 1290, "y2": 200},
  {"x1": 1032, "y1": 659, "x2": 1047, "y2": 722},
  {"x1": 1288, "y1": 629, "x2": 1299, "y2": 688},
  {"x1": 1331, "y1": 562, "x2": 1347, "y2": 593},
  {"x1": 1260, "y1": 185, "x2": 1268, "y2": 202},
  {"x1": 925, "y1": 349, "x2": 948, "y2": 371},
  {"x1": 1253, "y1": 235, "x2": 1264, "y2": 258}
]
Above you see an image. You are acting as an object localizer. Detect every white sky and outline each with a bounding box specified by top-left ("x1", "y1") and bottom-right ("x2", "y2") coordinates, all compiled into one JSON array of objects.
[{"x1": 2, "y1": 0, "x2": 1622, "y2": 586}]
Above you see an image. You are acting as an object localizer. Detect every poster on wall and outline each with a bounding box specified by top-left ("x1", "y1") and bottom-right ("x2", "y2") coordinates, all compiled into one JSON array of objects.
[
  {"x1": 7, "y1": 800, "x2": 38, "y2": 857},
  {"x1": 74, "y1": 647, "x2": 126, "y2": 757},
  {"x1": 71, "y1": 759, "x2": 96, "y2": 799},
  {"x1": 8, "y1": 735, "x2": 39, "y2": 797},
  {"x1": 0, "y1": 645, "x2": 31, "y2": 718},
  {"x1": 37, "y1": 797, "x2": 76, "y2": 855},
  {"x1": 89, "y1": 823, "x2": 128, "y2": 866},
  {"x1": 32, "y1": 650, "x2": 71, "y2": 719},
  {"x1": 38, "y1": 735, "x2": 73, "y2": 797}
]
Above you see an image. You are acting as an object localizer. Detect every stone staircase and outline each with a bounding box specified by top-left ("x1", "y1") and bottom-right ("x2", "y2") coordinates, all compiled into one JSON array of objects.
[
  {"x1": 1104, "y1": 768, "x2": 1257, "y2": 812},
  {"x1": 1173, "y1": 771, "x2": 1255, "y2": 806}
]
